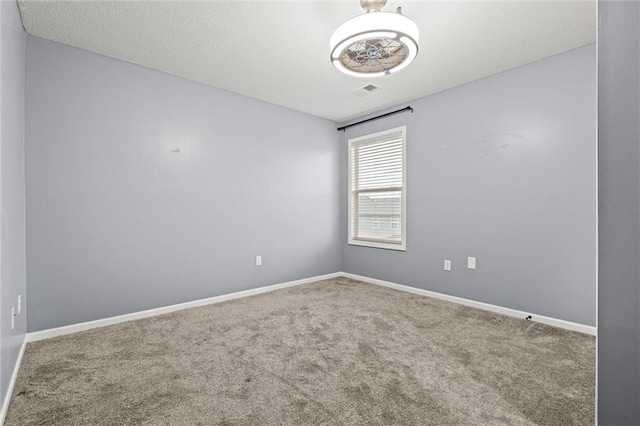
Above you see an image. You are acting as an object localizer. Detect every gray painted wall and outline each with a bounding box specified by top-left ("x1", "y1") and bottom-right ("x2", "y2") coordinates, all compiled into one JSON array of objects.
[
  {"x1": 341, "y1": 45, "x2": 596, "y2": 326},
  {"x1": 597, "y1": 2, "x2": 640, "y2": 424},
  {"x1": 0, "y1": 0, "x2": 27, "y2": 406},
  {"x1": 25, "y1": 36, "x2": 596, "y2": 332},
  {"x1": 25, "y1": 37, "x2": 341, "y2": 332}
]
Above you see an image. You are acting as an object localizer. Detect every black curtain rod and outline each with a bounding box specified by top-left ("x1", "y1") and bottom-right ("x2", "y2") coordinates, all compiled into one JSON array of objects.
[{"x1": 337, "y1": 106, "x2": 413, "y2": 132}]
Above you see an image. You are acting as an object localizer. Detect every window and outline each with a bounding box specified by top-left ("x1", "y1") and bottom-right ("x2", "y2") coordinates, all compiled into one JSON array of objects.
[
  {"x1": 372, "y1": 216, "x2": 380, "y2": 230},
  {"x1": 348, "y1": 126, "x2": 406, "y2": 250}
]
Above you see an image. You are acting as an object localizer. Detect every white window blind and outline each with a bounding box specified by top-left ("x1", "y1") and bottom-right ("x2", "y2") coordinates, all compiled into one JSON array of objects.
[{"x1": 348, "y1": 126, "x2": 406, "y2": 250}]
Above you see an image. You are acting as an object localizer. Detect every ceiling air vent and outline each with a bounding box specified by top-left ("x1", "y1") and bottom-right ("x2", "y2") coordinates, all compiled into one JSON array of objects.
[{"x1": 352, "y1": 84, "x2": 380, "y2": 97}]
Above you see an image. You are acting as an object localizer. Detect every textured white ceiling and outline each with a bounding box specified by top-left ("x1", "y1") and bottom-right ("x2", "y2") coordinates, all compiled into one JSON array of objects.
[{"x1": 18, "y1": 1, "x2": 596, "y2": 121}]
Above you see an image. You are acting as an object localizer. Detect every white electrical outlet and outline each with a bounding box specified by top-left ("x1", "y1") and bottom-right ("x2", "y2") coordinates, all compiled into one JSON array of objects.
[
  {"x1": 467, "y1": 257, "x2": 477, "y2": 270},
  {"x1": 444, "y1": 260, "x2": 452, "y2": 271},
  {"x1": 17, "y1": 294, "x2": 22, "y2": 314},
  {"x1": 256, "y1": 255, "x2": 262, "y2": 266},
  {"x1": 11, "y1": 307, "x2": 15, "y2": 330}
]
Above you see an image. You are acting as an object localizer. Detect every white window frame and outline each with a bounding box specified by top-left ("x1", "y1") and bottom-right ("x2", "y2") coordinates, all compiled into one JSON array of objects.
[{"x1": 348, "y1": 126, "x2": 407, "y2": 251}]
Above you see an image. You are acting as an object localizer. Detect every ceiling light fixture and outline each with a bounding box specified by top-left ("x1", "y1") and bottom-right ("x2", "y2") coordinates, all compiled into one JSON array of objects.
[{"x1": 330, "y1": 0, "x2": 419, "y2": 78}]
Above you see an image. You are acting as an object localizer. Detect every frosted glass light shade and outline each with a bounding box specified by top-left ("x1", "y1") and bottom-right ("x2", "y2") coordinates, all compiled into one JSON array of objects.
[{"x1": 330, "y1": 11, "x2": 419, "y2": 77}]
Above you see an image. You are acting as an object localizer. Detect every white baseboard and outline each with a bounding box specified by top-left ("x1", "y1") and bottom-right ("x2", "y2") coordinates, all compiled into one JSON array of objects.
[
  {"x1": 340, "y1": 272, "x2": 596, "y2": 336},
  {"x1": 26, "y1": 270, "x2": 596, "y2": 344},
  {"x1": 27, "y1": 272, "x2": 341, "y2": 342},
  {"x1": 0, "y1": 337, "x2": 27, "y2": 425}
]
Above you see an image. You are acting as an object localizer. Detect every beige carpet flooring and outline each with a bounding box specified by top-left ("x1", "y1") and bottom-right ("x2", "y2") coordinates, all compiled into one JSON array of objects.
[{"x1": 5, "y1": 277, "x2": 595, "y2": 425}]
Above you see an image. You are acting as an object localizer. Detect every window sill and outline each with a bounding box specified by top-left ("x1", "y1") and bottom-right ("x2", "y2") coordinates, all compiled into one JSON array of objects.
[{"x1": 348, "y1": 239, "x2": 406, "y2": 251}]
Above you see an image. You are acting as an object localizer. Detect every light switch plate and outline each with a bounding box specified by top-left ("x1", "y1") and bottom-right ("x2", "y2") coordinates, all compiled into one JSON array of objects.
[{"x1": 468, "y1": 257, "x2": 477, "y2": 269}]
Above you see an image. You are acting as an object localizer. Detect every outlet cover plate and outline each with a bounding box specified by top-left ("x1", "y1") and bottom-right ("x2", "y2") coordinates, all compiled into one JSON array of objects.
[{"x1": 444, "y1": 260, "x2": 452, "y2": 271}]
